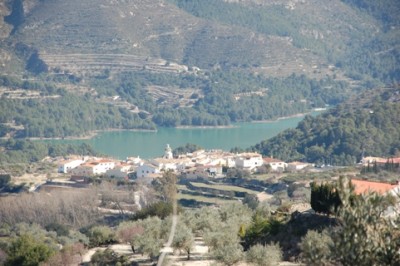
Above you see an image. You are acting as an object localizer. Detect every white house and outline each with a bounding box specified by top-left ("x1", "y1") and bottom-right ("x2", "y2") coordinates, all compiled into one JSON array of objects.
[
  {"x1": 235, "y1": 153, "x2": 263, "y2": 171},
  {"x1": 71, "y1": 160, "x2": 115, "y2": 176},
  {"x1": 263, "y1": 157, "x2": 287, "y2": 172},
  {"x1": 287, "y1": 161, "x2": 312, "y2": 171},
  {"x1": 136, "y1": 163, "x2": 161, "y2": 178},
  {"x1": 58, "y1": 159, "x2": 85, "y2": 173},
  {"x1": 105, "y1": 163, "x2": 134, "y2": 179}
]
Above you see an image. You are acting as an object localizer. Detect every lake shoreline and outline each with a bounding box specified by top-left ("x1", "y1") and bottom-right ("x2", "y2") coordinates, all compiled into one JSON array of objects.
[
  {"x1": 176, "y1": 125, "x2": 236, "y2": 129},
  {"x1": 24, "y1": 128, "x2": 158, "y2": 141},
  {"x1": 250, "y1": 112, "x2": 308, "y2": 123},
  {"x1": 23, "y1": 110, "x2": 325, "y2": 141},
  {"x1": 30, "y1": 113, "x2": 313, "y2": 159}
]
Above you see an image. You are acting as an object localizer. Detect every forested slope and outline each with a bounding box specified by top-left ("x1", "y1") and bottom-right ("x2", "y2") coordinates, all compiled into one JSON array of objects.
[{"x1": 251, "y1": 87, "x2": 400, "y2": 165}]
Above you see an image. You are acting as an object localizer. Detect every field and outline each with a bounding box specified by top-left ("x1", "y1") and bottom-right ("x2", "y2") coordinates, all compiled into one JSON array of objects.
[
  {"x1": 189, "y1": 181, "x2": 259, "y2": 194},
  {"x1": 177, "y1": 193, "x2": 236, "y2": 205},
  {"x1": 177, "y1": 180, "x2": 264, "y2": 206}
]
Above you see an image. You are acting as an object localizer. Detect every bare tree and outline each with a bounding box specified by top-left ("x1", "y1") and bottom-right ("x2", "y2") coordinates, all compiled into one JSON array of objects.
[
  {"x1": 116, "y1": 221, "x2": 144, "y2": 253},
  {"x1": 0, "y1": 188, "x2": 100, "y2": 228}
]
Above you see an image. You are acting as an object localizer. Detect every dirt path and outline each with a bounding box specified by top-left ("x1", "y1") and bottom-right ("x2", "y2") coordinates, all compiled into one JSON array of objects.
[{"x1": 81, "y1": 247, "x2": 105, "y2": 263}]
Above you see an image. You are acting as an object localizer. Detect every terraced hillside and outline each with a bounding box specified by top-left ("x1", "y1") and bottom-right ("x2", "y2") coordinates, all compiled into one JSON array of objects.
[
  {"x1": 1, "y1": 0, "x2": 382, "y2": 78},
  {"x1": 40, "y1": 53, "x2": 192, "y2": 75}
]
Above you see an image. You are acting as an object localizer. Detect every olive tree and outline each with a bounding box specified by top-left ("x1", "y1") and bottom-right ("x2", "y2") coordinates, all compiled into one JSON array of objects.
[
  {"x1": 116, "y1": 221, "x2": 144, "y2": 253},
  {"x1": 331, "y1": 178, "x2": 400, "y2": 265},
  {"x1": 172, "y1": 224, "x2": 195, "y2": 260},
  {"x1": 246, "y1": 243, "x2": 282, "y2": 266},
  {"x1": 135, "y1": 217, "x2": 164, "y2": 260},
  {"x1": 299, "y1": 230, "x2": 332, "y2": 266}
]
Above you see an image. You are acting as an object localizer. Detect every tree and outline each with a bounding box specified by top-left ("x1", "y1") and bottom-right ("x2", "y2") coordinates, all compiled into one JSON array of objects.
[
  {"x1": 135, "y1": 217, "x2": 164, "y2": 260},
  {"x1": 0, "y1": 174, "x2": 11, "y2": 189},
  {"x1": 246, "y1": 243, "x2": 282, "y2": 266},
  {"x1": 90, "y1": 248, "x2": 129, "y2": 266},
  {"x1": 5, "y1": 234, "x2": 54, "y2": 266},
  {"x1": 172, "y1": 224, "x2": 195, "y2": 260},
  {"x1": 213, "y1": 242, "x2": 244, "y2": 266},
  {"x1": 86, "y1": 226, "x2": 116, "y2": 247},
  {"x1": 116, "y1": 222, "x2": 144, "y2": 253},
  {"x1": 243, "y1": 194, "x2": 259, "y2": 210},
  {"x1": 153, "y1": 171, "x2": 177, "y2": 202},
  {"x1": 331, "y1": 178, "x2": 400, "y2": 265},
  {"x1": 43, "y1": 243, "x2": 85, "y2": 266},
  {"x1": 310, "y1": 182, "x2": 341, "y2": 215},
  {"x1": 133, "y1": 201, "x2": 175, "y2": 220},
  {"x1": 173, "y1": 143, "x2": 203, "y2": 157},
  {"x1": 299, "y1": 230, "x2": 333, "y2": 266}
]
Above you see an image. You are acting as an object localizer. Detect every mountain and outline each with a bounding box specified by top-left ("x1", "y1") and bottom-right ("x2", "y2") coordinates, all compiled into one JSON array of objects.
[
  {"x1": 251, "y1": 86, "x2": 400, "y2": 165},
  {"x1": 0, "y1": 0, "x2": 388, "y2": 77},
  {"x1": 0, "y1": 0, "x2": 399, "y2": 138}
]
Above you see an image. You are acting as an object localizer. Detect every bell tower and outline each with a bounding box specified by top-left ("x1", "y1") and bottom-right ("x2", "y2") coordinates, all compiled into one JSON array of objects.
[{"x1": 163, "y1": 144, "x2": 173, "y2": 159}]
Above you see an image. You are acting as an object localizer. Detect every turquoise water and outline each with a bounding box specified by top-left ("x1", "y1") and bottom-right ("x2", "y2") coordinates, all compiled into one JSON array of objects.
[{"x1": 51, "y1": 114, "x2": 312, "y2": 159}]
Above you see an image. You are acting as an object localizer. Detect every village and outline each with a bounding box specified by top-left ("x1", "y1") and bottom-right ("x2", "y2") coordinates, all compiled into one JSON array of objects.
[
  {"x1": 48, "y1": 144, "x2": 400, "y2": 205},
  {"x1": 53, "y1": 144, "x2": 313, "y2": 185}
]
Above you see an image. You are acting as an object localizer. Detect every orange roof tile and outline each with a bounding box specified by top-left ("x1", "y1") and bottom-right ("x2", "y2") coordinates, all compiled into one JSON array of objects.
[
  {"x1": 263, "y1": 157, "x2": 284, "y2": 163},
  {"x1": 351, "y1": 179, "x2": 398, "y2": 195}
]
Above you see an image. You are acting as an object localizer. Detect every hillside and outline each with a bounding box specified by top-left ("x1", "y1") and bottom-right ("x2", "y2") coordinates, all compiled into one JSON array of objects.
[
  {"x1": 1, "y1": 0, "x2": 393, "y2": 77},
  {"x1": 0, "y1": 0, "x2": 399, "y2": 138},
  {"x1": 251, "y1": 87, "x2": 400, "y2": 165}
]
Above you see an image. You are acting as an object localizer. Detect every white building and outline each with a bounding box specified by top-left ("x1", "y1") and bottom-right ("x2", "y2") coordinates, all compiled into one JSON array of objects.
[
  {"x1": 71, "y1": 160, "x2": 115, "y2": 176},
  {"x1": 105, "y1": 163, "x2": 134, "y2": 179},
  {"x1": 136, "y1": 163, "x2": 161, "y2": 178},
  {"x1": 235, "y1": 153, "x2": 263, "y2": 171},
  {"x1": 263, "y1": 157, "x2": 287, "y2": 172},
  {"x1": 58, "y1": 159, "x2": 85, "y2": 173}
]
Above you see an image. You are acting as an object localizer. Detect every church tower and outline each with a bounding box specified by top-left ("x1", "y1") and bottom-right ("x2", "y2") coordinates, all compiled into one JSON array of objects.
[{"x1": 163, "y1": 144, "x2": 173, "y2": 159}]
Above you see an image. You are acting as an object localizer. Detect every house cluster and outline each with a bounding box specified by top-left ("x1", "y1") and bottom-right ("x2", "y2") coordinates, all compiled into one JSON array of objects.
[
  {"x1": 57, "y1": 144, "x2": 314, "y2": 182},
  {"x1": 57, "y1": 156, "x2": 139, "y2": 181}
]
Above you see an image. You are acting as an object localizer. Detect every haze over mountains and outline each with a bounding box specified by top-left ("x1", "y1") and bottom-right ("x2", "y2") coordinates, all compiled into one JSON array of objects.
[{"x1": 0, "y1": 0, "x2": 399, "y2": 139}]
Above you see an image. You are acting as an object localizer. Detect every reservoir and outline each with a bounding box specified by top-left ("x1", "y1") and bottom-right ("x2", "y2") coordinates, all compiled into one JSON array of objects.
[{"x1": 53, "y1": 113, "x2": 314, "y2": 159}]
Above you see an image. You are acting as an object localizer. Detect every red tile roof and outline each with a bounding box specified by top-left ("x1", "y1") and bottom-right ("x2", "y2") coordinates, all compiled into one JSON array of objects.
[
  {"x1": 263, "y1": 157, "x2": 284, "y2": 163},
  {"x1": 351, "y1": 179, "x2": 398, "y2": 195}
]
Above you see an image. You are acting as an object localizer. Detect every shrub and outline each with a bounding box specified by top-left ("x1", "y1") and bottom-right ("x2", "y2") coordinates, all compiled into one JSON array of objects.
[
  {"x1": 5, "y1": 234, "x2": 54, "y2": 266},
  {"x1": 299, "y1": 230, "x2": 332, "y2": 265},
  {"x1": 246, "y1": 243, "x2": 282, "y2": 266},
  {"x1": 86, "y1": 226, "x2": 116, "y2": 247},
  {"x1": 90, "y1": 248, "x2": 129, "y2": 266},
  {"x1": 213, "y1": 242, "x2": 244, "y2": 266}
]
